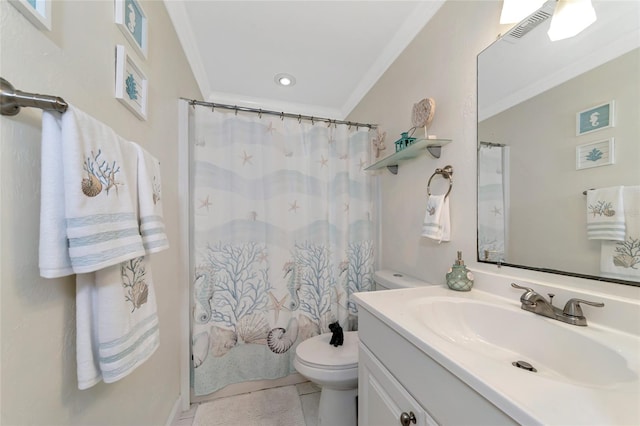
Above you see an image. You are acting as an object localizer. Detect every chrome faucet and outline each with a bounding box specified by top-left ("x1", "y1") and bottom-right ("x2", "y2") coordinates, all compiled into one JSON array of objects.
[{"x1": 511, "y1": 283, "x2": 604, "y2": 326}]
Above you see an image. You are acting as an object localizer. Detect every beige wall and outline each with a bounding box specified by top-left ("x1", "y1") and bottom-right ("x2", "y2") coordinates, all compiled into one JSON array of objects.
[
  {"x1": 348, "y1": 0, "x2": 505, "y2": 283},
  {"x1": 0, "y1": 1, "x2": 200, "y2": 425}
]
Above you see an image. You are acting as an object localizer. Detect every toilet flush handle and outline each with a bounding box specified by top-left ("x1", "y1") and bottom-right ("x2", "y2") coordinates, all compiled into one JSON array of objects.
[{"x1": 400, "y1": 411, "x2": 417, "y2": 426}]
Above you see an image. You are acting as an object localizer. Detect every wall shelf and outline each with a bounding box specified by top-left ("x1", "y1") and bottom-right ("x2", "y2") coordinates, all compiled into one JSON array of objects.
[{"x1": 364, "y1": 138, "x2": 452, "y2": 174}]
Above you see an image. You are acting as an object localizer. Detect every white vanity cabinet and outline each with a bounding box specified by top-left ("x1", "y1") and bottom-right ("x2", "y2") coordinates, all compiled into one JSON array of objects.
[
  {"x1": 357, "y1": 308, "x2": 517, "y2": 426},
  {"x1": 359, "y1": 343, "x2": 437, "y2": 426}
]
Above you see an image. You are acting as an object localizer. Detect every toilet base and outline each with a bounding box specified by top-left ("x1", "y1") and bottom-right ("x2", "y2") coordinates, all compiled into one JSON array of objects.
[{"x1": 318, "y1": 387, "x2": 358, "y2": 426}]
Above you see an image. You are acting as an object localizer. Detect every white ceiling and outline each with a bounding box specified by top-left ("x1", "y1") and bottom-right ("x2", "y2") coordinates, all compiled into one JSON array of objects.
[{"x1": 165, "y1": 1, "x2": 445, "y2": 119}]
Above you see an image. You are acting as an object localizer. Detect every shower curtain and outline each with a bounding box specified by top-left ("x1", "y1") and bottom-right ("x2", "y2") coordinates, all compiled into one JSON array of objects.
[
  {"x1": 190, "y1": 107, "x2": 374, "y2": 396},
  {"x1": 478, "y1": 144, "x2": 510, "y2": 263}
]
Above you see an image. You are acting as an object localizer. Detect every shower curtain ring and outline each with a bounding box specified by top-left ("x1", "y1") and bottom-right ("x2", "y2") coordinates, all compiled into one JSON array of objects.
[
  {"x1": 280, "y1": 112, "x2": 284, "y2": 121},
  {"x1": 327, "y1": 120, "x2": 332, "y2": 128},
  {"x1": 234, "y1": 106, "x2": 238, "y2": 116},
  {"x1": 258, "y1": 109, "x2": 262, "y2": 119},
  {"x1": 298, "y1": 115, "x2": 302, "y2": 124},
  {"x1": 311, "y1": 117, "x2": 314, "y2": 125}
]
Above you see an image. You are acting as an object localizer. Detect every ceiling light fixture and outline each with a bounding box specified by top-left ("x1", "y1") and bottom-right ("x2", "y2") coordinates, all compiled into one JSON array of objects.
[
  {"x1": 274, "y1": 73, "x2": 296, "y2": 87},
  {"x1": 500, "y1": 0, "x2": 546, "y2": 24},
  {"x1": 547, "y1": 0, "x2": 597, "y2": 41}
]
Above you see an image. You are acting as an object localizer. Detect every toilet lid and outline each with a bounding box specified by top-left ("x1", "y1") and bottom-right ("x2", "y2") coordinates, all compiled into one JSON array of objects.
[{"x1": 295, "y1": 331, "x2": 358, "y2": 370}]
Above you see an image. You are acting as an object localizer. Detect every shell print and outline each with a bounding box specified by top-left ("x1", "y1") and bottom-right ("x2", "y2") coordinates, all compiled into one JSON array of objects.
[
  {"x1": 237, "y1": 314, "x2": 269, "y2": 345},
  {"x1": 192, "y1": 331, "x2": 211, "y2": 368},
  {"x1": 210, "y1": 325, "x2": 238, "y2": 357},
  {"x1": 131, "y1": 280, "x2": 149, "y2": 308},
  {"x1": 267, "y1": 317, "x2": 299, "y2": 354},
  {"x1": 81, "y1": 174, "x2": 103, "y2": 197}
]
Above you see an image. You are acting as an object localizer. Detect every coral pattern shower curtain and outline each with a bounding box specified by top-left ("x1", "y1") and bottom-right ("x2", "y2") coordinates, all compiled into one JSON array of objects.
[
  {"x1": 478, "y1": 144, "x2": 510, "y2": 263},
  {"x1": 190, "y1": 107, "x2": 374, "y2": 395}
]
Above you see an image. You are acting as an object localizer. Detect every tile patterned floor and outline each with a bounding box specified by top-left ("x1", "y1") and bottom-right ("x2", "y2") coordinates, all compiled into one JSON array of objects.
[{"x1": 175, "y1": 382, "x2": 321, "y2": 426}]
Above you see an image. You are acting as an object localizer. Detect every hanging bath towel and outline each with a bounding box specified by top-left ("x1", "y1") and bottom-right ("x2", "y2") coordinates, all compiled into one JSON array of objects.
[
  {"x1": 133, "y1": 143, "x2": 169, "y2": 254},
  {"x1": 600, "y1": 186, "x2": 640, "y2": 281},
  {"x1": 586, "y1": 186, "x2": 626, "y2": 241},
  {"x1": 421, "y1": 194, "x2": 450, "y2": 243},
  {"x1": 75, "y1": 256, "x2": 160, "y2": 389},
  {"x1": 39, "y1": 105, "x2": 145, "y2": 277}
]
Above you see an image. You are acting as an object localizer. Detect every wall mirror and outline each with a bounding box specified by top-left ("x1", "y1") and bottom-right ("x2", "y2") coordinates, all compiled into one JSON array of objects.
[{"x1": 477, "y1": 0, "x2": 639, "y2": 286}]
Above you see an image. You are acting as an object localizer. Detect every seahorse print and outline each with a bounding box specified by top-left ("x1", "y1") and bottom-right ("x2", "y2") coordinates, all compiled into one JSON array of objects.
[{"x1": 283, "y1": 261, "x2": 302, "y2": 311}]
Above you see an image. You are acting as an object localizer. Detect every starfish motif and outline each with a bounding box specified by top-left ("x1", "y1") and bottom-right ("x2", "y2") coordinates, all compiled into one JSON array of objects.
[
  {"x1": 241, "y1": 150, "x2": 253, "y2": 165},
  {"x1": 258, "y1": 251, "x2": 269, "y2": 263},
  {"x1": 267, "y1": 291, "x2": 288, "y2": 322},
  {"x1": 319, "y1": 155, "x2": 328, "y2": 167},
  {"x1": 266, "y1": 122, "x2": 275, "y2": 134},
  {"x1": 249, "y1": 211, "x2": 258, "y2": 221},
  {"x1": 289, "y1": 200, "x2": 300, "y2": 213},
  {"x1": 491, "y1": 206, "x2": 502, "y2": 216},
  {"x1": 198, "y1": 196, "x2": 212, "y2": 211},
  {"x1": 339, "y1": 153, "x2": 348, "y2": 160}
]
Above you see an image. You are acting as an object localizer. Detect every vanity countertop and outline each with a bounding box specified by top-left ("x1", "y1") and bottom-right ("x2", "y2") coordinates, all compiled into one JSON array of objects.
[{"x1": 354, "y1": 285, "x2": 640, "y2": 426}]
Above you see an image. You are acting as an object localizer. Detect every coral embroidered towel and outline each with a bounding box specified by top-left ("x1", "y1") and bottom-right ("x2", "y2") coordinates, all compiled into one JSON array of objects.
[
  {"x1": 39, "y1": 106, "x2": 145, "y2": 277},
  {"x1": 75, "y1": 257, "x2": 160, "y2": 389},
  {"x1": 586, "y1": 186, "x2": 626, "y2": 240},
  {"x1": 600, "y1": 186, "x2": 640, "y2": 281},
  {"x1": 421, "y1": 194, "x2": 451, "y2": 243},
  {"x1": 133, "y1": 143, "x2": 169, "y2": 254}
]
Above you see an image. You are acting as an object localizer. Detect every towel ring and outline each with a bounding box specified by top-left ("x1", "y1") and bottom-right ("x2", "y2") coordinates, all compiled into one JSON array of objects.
[{"x1": 427, "y1": 165, "x2": 453, "y2": 198}]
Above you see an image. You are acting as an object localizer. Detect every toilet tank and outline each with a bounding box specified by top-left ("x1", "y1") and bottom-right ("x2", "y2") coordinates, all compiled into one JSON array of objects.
[{"x1": 373, "y1": 269, "x2": 431, "y2": 291}]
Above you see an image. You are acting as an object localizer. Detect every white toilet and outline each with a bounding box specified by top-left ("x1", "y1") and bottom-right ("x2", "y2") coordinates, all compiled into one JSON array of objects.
[{"x1": 294, "y1": 270, "x2": 425, "y2": 426}]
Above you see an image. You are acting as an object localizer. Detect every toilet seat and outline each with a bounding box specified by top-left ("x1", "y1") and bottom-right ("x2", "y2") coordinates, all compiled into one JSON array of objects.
[{"x1": 295, "y1": 331, "x2": 358, "y2": 370}]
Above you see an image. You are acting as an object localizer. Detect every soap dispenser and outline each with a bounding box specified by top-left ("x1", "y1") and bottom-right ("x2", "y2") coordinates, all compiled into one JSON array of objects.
[{"x1": 446, "y1": 251, "x2": 474, "y2": 291}]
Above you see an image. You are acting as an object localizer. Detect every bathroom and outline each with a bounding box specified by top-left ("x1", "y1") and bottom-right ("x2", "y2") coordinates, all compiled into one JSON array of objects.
[{"x1": 1, "y1": 1, "x2": 638, "y2": 425}]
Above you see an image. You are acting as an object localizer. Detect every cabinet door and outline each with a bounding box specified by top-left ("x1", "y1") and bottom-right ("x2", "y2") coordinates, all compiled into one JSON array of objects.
[{"x1": 359, "y1": 343, "x2": 438, "y2": 426}]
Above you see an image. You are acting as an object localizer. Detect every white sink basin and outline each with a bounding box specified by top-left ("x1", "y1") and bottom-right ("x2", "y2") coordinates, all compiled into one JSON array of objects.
[
  {"x1": 354, "y1": 284, "x2": 640, "y2": 425},
  {"x1": 409, "y1": 297, "x2": 637, "y2": 388}
]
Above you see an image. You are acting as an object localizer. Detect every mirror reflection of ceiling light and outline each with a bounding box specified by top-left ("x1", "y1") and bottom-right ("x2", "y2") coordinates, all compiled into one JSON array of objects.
[
  {"x1": 547, "y1": 0, "x2": 597, "y2": 41},
  {"x1": 500, "y1": 0, "x2": 546, "y2": 24},
  {"x1": 274, "y1": 73, "x2": 296, "y2": 87}
]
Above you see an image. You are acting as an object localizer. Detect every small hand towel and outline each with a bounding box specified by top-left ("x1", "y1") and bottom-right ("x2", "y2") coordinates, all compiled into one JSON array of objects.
[
  {"x1": 600, "y1": 186, "x2": 640, "y2": 281},
  {"x1": 421, "y1": 194, "x2": 451, "y2": 243},
  {"x1": 586, "y1": 186, "x2": 625, "y2": 240},
  {"x1": 76, "y1": 256, "x2": 160, "y2": 389},
  {"x1": 133, "y1": 143, "x2": 169, "y2": 254},
  {"x1": 39, "y1": 105, "x2": 146, "y2": 277}
]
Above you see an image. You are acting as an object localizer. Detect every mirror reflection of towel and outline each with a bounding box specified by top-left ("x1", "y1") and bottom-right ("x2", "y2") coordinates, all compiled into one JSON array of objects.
[
  {"x1": 421, "y1": 194, "x2": 450, "y2": 243},
  {"x1": 586, "y1": 186, "x2": 625, "y2": 241},
  {"x1": 600, "y1": 186, "x2": 640, "y2": 281}
]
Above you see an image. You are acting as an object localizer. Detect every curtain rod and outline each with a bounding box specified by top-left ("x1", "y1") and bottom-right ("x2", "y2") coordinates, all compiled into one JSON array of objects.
[
  {"x1": 479, "y1": 141, "x2": 506, "y2": 147},
  {"x1": 183, "y1": 98, "x2": 377, "y2": 129}
]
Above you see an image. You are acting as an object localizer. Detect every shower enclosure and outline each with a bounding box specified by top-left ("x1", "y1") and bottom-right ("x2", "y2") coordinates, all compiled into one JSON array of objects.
[{"x1": 186, "y1": 103, "x2": 375, "y2": 397}]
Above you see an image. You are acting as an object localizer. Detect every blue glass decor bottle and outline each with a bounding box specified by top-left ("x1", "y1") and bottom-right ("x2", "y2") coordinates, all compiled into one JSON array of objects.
[{"x1": 446, "y1": 251, "x2": 474, "y2": 291}]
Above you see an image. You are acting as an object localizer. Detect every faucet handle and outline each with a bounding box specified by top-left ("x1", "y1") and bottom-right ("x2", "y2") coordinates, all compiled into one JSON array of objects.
[
  {"x1": 563, "y1": 298, "x2": 605, "y2": 317},
  {"x1": 511, "y1": 282, "x2": 534, "y2": 292}
]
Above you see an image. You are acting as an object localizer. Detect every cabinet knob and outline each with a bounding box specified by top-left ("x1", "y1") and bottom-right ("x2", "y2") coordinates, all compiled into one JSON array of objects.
[{"x1": 400, "y1": 411, "x2": 417, "y2": 426}]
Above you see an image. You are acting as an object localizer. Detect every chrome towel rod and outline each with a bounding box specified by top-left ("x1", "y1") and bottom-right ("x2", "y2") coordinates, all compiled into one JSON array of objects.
[{"x1": 1, "y1": 77, "x2": 68, "y2": 116}]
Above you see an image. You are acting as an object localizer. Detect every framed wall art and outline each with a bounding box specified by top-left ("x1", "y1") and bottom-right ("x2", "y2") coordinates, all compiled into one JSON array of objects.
[
  {"x1": 576, "y1": 138, "x2": 614, "y2": 170},
  {"x1": 115, "y1": 0, "x2": 148, "y2": 59},
  {"x1": 115, "y1": 45, "x2": 148, "y2": 120},
  {"x1": 576, "y1": 101, "x2": 614, "y2": 136},
  {"x1": 9, "y1": 0, "x2": 52, "y2": 31}
]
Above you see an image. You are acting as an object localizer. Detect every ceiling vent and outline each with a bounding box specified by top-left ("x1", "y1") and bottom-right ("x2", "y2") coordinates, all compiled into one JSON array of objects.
[{"x1": 504, "y1": 1, "x2": 555, "y2": 41}]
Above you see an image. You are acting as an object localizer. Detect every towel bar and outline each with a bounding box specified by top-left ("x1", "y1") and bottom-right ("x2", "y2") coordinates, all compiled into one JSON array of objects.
[
  {"x1": 1, "y1": 77, "x2": 68, "y2": 116},
  {"x1": 427, "y1": 165, "x2": 453, "y2": 198}
]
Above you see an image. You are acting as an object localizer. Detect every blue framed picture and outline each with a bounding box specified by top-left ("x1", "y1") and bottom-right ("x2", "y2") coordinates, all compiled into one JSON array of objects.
[
  {"x1": 115, "y1": 45, "x2": 148, "y2": 120},
  {"x1": 9, "y1": 0, "x2": 52, "y2": 31},
  {"x1": 115, "y1": 0, "x2": 148, "y2": 59},
  {"x1": 576, "y1": 101, "x2": 614, "y2": 136}
]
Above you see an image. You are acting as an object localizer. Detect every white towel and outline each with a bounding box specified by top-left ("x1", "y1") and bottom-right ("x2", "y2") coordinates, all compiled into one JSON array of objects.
[
  {"x1": 76, "y1": 256, "x2": 160, "y2": 389},
  {"x1": 586, "y1": 186, "x2": 625, "y2": 240},
  {"x1": 421, "y1": 194, "x2": 451, "y2": 243},
  {"x1": 600, "y1": 186, "x2": 640, "y2": 282},
  {"x1": 133, "y1": 143, "x2": 169, "y2": 254},
  {"x1": 39, "y1": 105, "x2": 146, "y2": 277}
]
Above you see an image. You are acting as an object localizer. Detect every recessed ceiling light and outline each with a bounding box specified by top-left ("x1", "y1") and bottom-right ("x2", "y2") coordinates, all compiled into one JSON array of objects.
[{"x1": 274, "y1": 73, "x2": 296, "y2": 87}]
